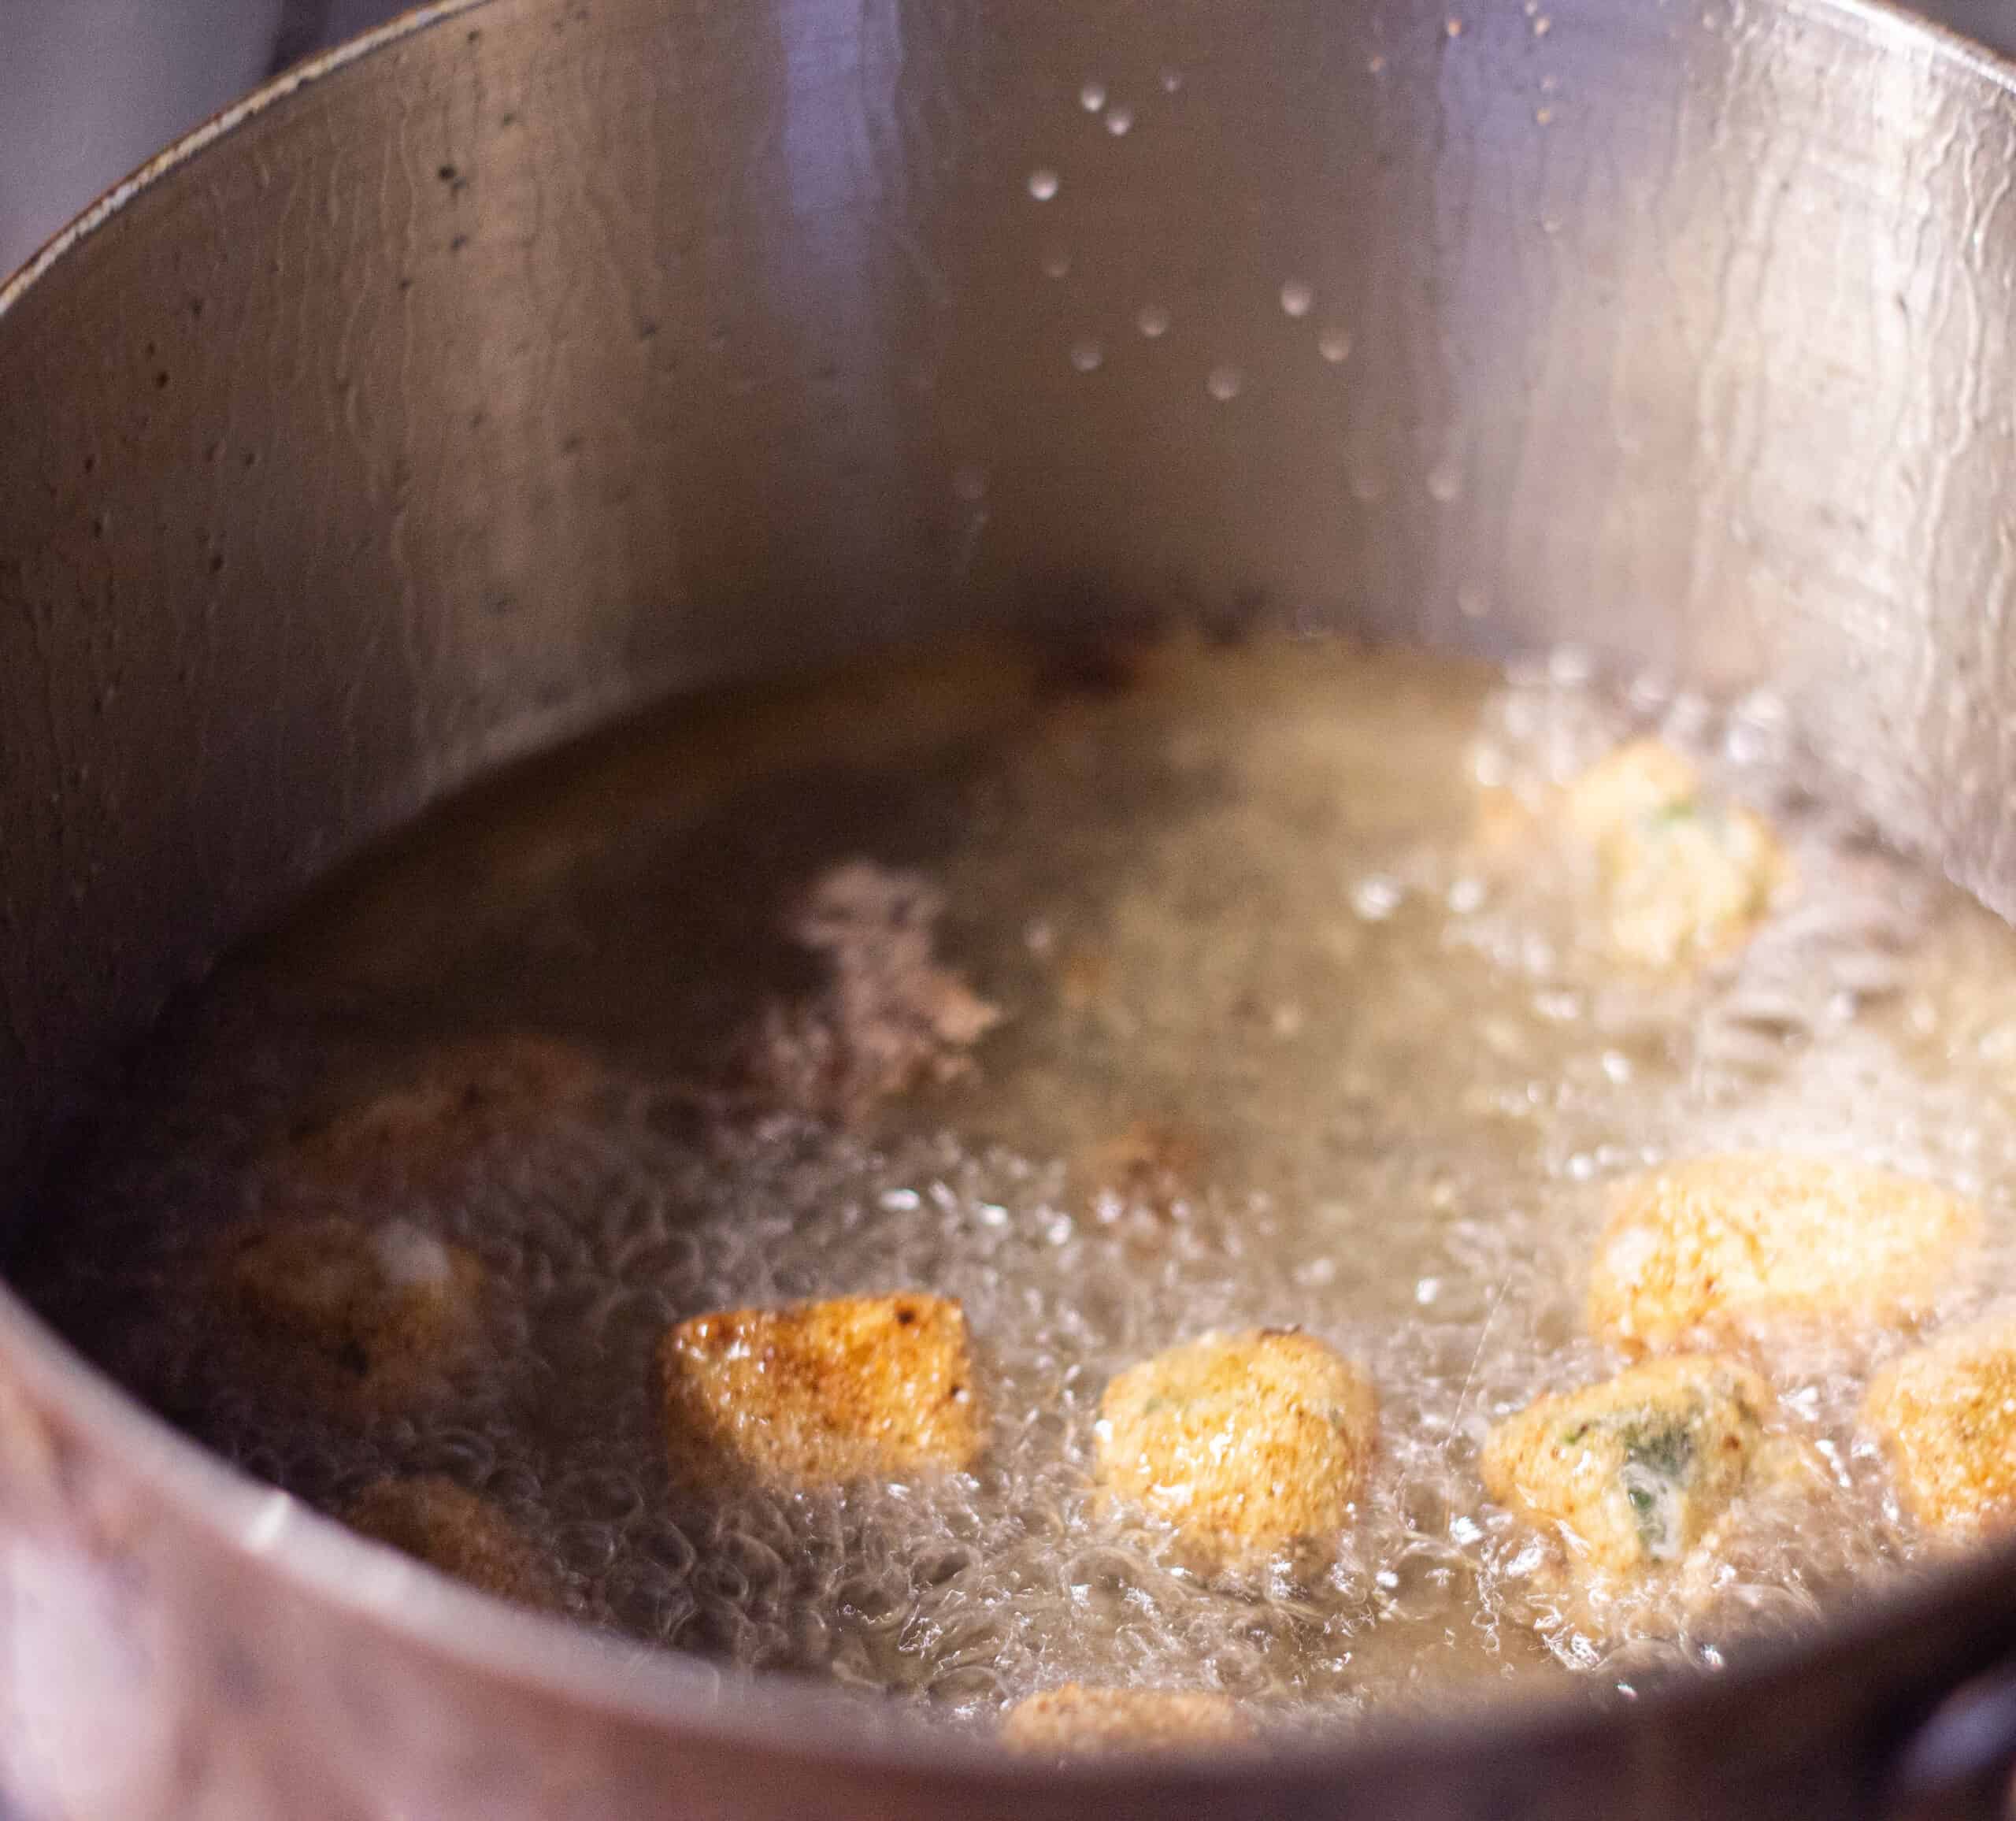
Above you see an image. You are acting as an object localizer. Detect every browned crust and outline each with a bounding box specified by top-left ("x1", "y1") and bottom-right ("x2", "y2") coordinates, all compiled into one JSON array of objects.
[
  {"x1": 346, "y1": 1475, "x2": 561, "y2": 1610},
  {"x1": 282, "y1": 1033, "x2": 610, "y2": 1193},
  {"x1": 210, "y1": 1216, "x2": 484, "y2": 1418},
  {"x1": 658, "y1": 1292, "x2": 984, "y2": 1488}
]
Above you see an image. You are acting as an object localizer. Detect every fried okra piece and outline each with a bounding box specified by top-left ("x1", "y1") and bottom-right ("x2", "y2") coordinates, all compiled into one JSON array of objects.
[
  {"x1": 658, "y1": 1293, "x2": 984, "y2": 1488},
  {"x1": 999, "y1": 1685, "x2": 1252, "y2": 1757},
  {"x1": 1588, "y1": 1154, "x2": 1979, "y2": 1356},
  {"x1": 1565, "y1": 739, "x2": 1789, "y2": 968},
  {"x1": 346, "y1": 1475, "x2": 561, "y2": 1611},
  {"x1": 285, "y1": 1033, "x2": 609, "y2": 1192},
  {"x1": 1480, "y1": 1356, "x2": 1773, "y2": 1575},
  {"x1": 214, "y1": 1216, "x2": 483, "y2": 1415},
  {"x1": 1865, "y1": 1318, "x2": 2016, "y2": 1538},
  {"x1": 1095, "y1": 1328, "x2": 1377, "y2": 1573}
]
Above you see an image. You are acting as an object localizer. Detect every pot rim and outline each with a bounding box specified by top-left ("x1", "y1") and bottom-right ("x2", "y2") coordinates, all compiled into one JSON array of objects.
[{"x1": 6, "y1": 0, "x2": 2016, "y2": 1789}]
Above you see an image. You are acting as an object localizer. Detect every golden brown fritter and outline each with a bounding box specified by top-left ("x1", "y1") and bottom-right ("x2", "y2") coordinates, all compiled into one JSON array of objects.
[
  {"x1": 1095, "y1": 1328, "x2": 1377, "y2": 1573},
  {"x1": 284, "y1": 1033, "x2": 609, "y2": 1193},
  {"x1": 1565, "y1": 739, "x2": 1790, "y2": 969},
  {"x1": 658, "y1": 1293, "x2": 984, "y2": 1489},
  {"x1": 213, "y1": 1216, "x2": 484, "y2": 1416},
  {"x1": 999, "y1": 1684, "x2": 1252, "y2": 1756},
  {"x1": 1865, "y1": 1317, "x2": 2016, "y2": 1538},
  {"x1": 1588, "y1": 1153, "x2": 1979, "y2": 1356},
  {"x1": 346, "y1": 1475, "x2": 561, "y2": 1610},
  {"x1": 1480, "y1": 1355, "x2": 1772, "y2": 1576}
]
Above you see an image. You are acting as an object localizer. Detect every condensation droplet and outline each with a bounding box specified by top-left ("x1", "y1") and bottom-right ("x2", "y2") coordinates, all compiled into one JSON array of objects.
[
  {"x1": 1028, "y1": 169, "x2": 1059, "y2": 201},
  {"x1": 1535, "y1": 106, "x2": 1554, "y2": 125},
  {"x1": 1105, "y1": 106, "x2": 1134, "y2": 136},
  {"x1": 1206, "y1": 365, "x2": 1243, "y2": 402},
  {"x1": 1136, "y1": 303, "x2": 1172, "y2": 339},
  {"x1": 1318, "y1": 327, "x2": 1352, "y2": 363},
  {"x1": 1444, "y1": 17, "x2": 1464, "y2": 35},
  {"x1": 1080, "y1": 82, "x2": 1107, "y2": 112},
  {"x1": 1533, "y1": 13, "x2": 1551, "y2": 32},
  {"x1": 1458, "y1": 582, "x2": 1490, "y2": 621},
  {"x1": 1041, "y1": 245, "x2": 1072, "y2": 279},
  {"x1": 1280, "y1": 280, "x2": 1314, "y2": 319},
  {"x1": 1427, "y1": 460, "x2": 1462, "y2": 503},
  {"x1": 1159, "y1": 66, "x2": 1184, "y2": 93},
  {"x1": 1367, "y1": 53, "x2": 1388, "y2": 73},
  {"x1": 952, "y1": 465, "x2": 988, "y2": 503},
  {"x1": 1069, "y1": 337, "x2": 1104, "y2": 373}
]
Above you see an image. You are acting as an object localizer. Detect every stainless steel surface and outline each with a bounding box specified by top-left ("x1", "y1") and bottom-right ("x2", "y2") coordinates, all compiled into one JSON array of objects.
[
  {"x1": 8, "y1": 0, "x2": 2016, "y2": 1813},
  {"x1": 6, "y1": 0, "x2": 2016, "y2": 280}
]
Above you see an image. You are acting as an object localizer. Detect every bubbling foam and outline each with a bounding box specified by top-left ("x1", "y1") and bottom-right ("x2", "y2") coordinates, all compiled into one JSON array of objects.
[{"x1": 22, "y1": 638, "x2": 2016, "y2": 1731}]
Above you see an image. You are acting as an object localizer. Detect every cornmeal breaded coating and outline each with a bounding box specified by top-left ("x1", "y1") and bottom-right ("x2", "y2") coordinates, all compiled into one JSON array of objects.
[
  {"x1": 346, "y1": 1474, "x2": 560, "y2": 1610},
  {"x1": 286, "y1": 1033, "x2": 608, "y2": 1192},
  {"x1": 1480, "y1": 1355, "x2": 1771, "y2": 1575},
  {"x1": 1865, "y1": 1317, "x2": 2016, "y2": 1537},
  {"x1": 1588, "y1": 1154, "x2": 1979, "y2": 1355},
  {"x1": 1565, "y1": 739, "x2": 1789, "y2": 969},
  {"x1": 214, "y1": 1216, "x2": 484, "y2": 1415},
  {"x1": 658, "y1": 1293, "x2": 984, "y2": 1488},
  {"x1": 999, "y1": 1684, "x2": 1251, "y2": 1756},
  {"x1": 1094, "y1": 1328, "x2": 1377, "y2": 1572}
]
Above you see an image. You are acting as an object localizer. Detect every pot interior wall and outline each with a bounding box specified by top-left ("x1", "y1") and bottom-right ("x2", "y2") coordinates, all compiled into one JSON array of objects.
[{"x1": 2, "y1": 0, "x2": 2015, "y2": 1235}]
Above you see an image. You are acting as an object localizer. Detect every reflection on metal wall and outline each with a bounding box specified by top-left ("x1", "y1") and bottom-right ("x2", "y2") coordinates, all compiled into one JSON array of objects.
[{"x1": 4, "y1": 0, "x2": 2015, "y2": 284}]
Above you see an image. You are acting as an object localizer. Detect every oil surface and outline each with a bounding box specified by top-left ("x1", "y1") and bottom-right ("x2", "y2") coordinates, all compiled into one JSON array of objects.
[{"x1": 23, "y1": 636, "x2": 2016, "y2": 1734}]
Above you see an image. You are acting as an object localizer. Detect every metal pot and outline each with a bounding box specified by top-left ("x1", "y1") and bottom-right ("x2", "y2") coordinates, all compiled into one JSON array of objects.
[{"x1": 7, "y1": 0, "x2": 2016, "y2": 1813}]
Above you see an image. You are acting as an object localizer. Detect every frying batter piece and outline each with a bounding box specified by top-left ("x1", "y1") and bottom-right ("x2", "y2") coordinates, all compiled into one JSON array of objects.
[
  {"x1": 741, "y1": 861, "x2": 1001, "y2": 1124},
  {"x1": 1095, "y1": 1328, "x2": 1377, "y2": 1573},
  {"x1": 1587, "y1": 1154, "x2": 1979, "y2": 1356},
  {"x1": 346, "y1": 1474, "x2": 562, "y2": 1610},
  {"x1": 1565, "y1": 739, "x2": 1790, "y2": 969},
  {"x1": 1864, "y1": 1317, "x2": 2016, "y2": 1538},
  {"x1": 999, "y1": 1684, "x2": 1252, "y2": 1756},
  {"x1": 284, "y1": 1033, "x2": 611, "y2": 1194},
  {"x1": 212, "y1": 1216, "x2": 484, "y2": 1416},
  {"x1": 1480, "y1": 1356, "x2": 1773, "y2": 1576},
  {"x1": 659, "y1": 1293, "x2": 984, "y2": 1488}
]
